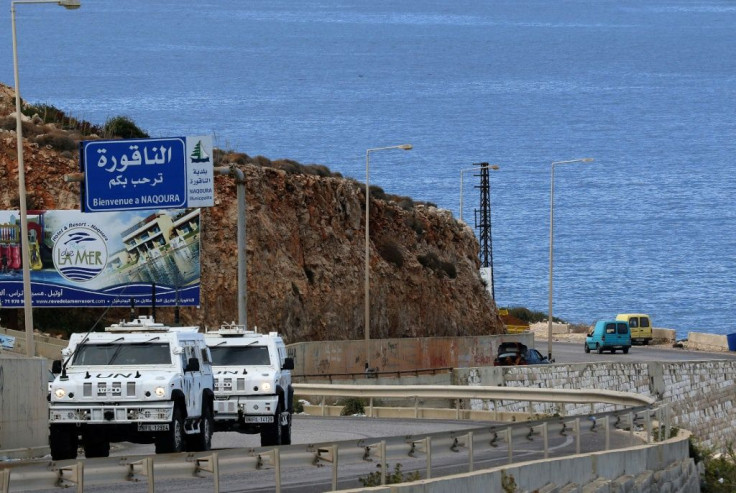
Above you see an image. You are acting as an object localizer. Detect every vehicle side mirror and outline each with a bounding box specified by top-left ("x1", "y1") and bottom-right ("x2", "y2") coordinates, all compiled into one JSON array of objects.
[
  {"x1": 282, "y1": 357, "x2": 294, "y2": 371},
  {"x1": 52, "y1": 360, "x2": 62, "y2": 374},
  {"x1": 186, "y1": 357, "x2": 200, "y2": 372}
]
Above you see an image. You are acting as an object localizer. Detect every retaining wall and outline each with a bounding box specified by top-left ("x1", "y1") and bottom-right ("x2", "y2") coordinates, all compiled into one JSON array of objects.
[
  {"x1": 456, "y1": 359, "x2": 736, "y2": 451},
  {"x1": 0, "y1": 356, "x2": 49, "y2": 458},
  {"x1": 0, "y1": 327, "x2": 66, "y2": 361},
  {"x1": 288, "y1": 333, "x2": 534, "y2": 375}
]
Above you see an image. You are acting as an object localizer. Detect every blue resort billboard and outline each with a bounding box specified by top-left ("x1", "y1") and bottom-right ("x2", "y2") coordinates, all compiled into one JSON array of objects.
[{"x1": 0, "y1": 209, "x2": 201, "y2": 308}]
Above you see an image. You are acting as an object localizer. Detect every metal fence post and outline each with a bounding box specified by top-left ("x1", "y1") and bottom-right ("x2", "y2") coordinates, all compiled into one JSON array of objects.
[
  {"x1": 1, "y1": 468, "x2": 9, "y2": 493},
  {"x1": 55, "y1": 461, "x2": 84, "y2": 493},
  {"x1": 506, "y1": 427, "x2": 513, "y2": 464},
  {"x1": 315, "y1": 445, "x2": 339, "y2": 491},
  {"x1": 575, "y1": 417, "x2": 581, "y2": 454},
  {"x1": 542, "y1": 422, "x2": 549, "y2": 458},
  {"x1": 604, "y1": 416, "x2": 610, "y2": 450},
  {"x1": 194, "y1": 452, "x2": 220, "y2": 493},
  {"x1": 126, "y1": 457, "x2": 155, "y2": 493}
]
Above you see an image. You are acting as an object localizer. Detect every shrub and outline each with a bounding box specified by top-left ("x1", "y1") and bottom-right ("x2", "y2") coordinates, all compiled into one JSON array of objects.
[
  {"x1": 417, "y1": 252, "x2": 456, "y2": 278},
  {"x1": 304, "y1": 164, "x2": 331, "y2": 177},
  {"x1": 34, "y1": 131, "x2": 76, "y2": 152},
  {"x1": 505, "y1": 307, "x2": 566, "y2": 324},
  {"x1": 691, "y1": 440, "x2": 736, "y2": 492},
  {"x1": 396, "y1": 196, "x2": 415, "y2": 211},
  {"x1": 405, "y1": 216, "x2": 424, "y2": 235},
  {"x1": 339, "y1": 397, "x2": 366, "y2": 416},
  {"x1": 377, "y1": 239, "x2": 404, "y2": 268},
  {"x1": 368, "y1": 185, "x2": 386, "y2": 201},
  {"x1": 103, "y1": 116, "x2": 149, "y2": 139},
  {"x1": 359, "y1": 463, "x2": 421, "y2": 487}
]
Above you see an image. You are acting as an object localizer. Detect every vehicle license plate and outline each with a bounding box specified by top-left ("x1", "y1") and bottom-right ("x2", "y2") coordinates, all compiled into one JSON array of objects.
[
  {"x1": 138, "y1": 423, "x2": 169, "y2": 432},
  {"x1": 243, "y1": 416, "x2": 273, "y2": 423}
]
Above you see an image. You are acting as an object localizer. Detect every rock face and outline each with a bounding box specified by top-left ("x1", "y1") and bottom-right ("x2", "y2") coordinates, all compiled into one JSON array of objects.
[{"x1": 0, "y1": 83, "x2": 503, "y2": 341}]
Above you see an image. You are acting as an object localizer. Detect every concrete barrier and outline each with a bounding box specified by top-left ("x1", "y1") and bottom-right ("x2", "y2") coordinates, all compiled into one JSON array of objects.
[
  {"x1": 0, "y1": 356, "x2": 49, "y2": 459},
  {"x1": 687, "y1": 331, "x2": 729, "y2": 352},
  {"x1": 0, "y1": 328, "x2": 66, "y2": 361},
  {"x1": 652, "y1": 327, "x2": 676, "y2": 344}
]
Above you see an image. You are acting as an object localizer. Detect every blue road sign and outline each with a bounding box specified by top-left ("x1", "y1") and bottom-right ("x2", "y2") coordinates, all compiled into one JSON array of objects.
[{"x1": 82, "y1": 137, "x2": 189, "y2": 212}]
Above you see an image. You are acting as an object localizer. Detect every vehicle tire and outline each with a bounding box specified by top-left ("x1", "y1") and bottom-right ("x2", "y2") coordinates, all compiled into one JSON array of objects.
[
  {"x1": 623, "y1": 347, "x2": 630, "y2": 354},
  {"x1": 155, "y1": 406, "x2": 185, "y2": 454},
  {"x1": 280, "y1": 411, "x2": 292, "y2": 446},
  {"x1": 584, "y1": 342, "x2": 590, "y2": 353},
  {"x1": 596, "y1": 344, "x2": 603, "y2": 354},
  {"x1": 643, "y1": 340, "x2": 649, "y2": 346},
  {"x1": 260, "y1": 404, "x2": 283, "y2": 447},
  {"x1": 611, "y1": 348, "x2": 616, "y2": 354},
  {"x1": 50, "y1": 424, "x2": 78, "y2": 461},
  {"x1": 187, "y1": 404, "x2": 213, "y2": 452},
  {"x1": 82, "y1": 433, "x2": 110, "y2": 458}
]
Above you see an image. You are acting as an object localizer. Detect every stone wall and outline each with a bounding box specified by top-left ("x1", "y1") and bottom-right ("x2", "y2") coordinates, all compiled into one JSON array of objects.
[{"x1": 456, "y1": 359, "x2": 735, "y2": 451}]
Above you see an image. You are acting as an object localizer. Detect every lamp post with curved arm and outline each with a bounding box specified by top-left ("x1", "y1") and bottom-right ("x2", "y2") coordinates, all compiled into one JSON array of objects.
[
  {"x1": 11, "y1": 0, "x2": 81, "y2": 356},
  {"x1": 548, "y1": 157, "x2": 594, "y2": 362},
  {"x1": 364, "y1": 144, "x2": 412, "y2": 369}
]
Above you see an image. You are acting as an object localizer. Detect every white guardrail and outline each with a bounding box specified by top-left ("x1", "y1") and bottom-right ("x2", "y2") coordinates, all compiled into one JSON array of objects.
[{"x1": 0, "y1": 385, "x2": 663, "y2": 493}]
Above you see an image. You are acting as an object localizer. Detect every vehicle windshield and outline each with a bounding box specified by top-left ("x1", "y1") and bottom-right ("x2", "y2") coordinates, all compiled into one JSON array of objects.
[
  {"x1": 72, "y1": 343, "x2": 172, "y2": 366},
  {"x1": 209, "y1": 346, "x2": 271, "y2": 366}
]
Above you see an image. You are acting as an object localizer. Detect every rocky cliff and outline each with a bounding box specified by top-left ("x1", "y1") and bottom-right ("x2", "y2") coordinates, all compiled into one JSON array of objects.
[{"x1": 0, "y1": 83, "x2": 503, "y2": 341}]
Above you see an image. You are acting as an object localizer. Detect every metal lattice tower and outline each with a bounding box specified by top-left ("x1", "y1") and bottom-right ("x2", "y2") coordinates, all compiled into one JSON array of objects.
[{"x1": 473, "y1": 162, "x2": 494, "y2": 299}]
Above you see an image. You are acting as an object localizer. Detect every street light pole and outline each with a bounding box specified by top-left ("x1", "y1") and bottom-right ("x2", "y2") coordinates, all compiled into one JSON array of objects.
[
  {"x1": 459, "y1": 164, "x2": 499, "y2": 224},
  {"x1": 548, "y1": 157, "x2": 594, "y2": 362},
  {"x1": 364, "y1": 144, "x2": 412, "y2": 369},
  {"x1": 11, "y1": 0, "x2": 81, "y2": 356}
]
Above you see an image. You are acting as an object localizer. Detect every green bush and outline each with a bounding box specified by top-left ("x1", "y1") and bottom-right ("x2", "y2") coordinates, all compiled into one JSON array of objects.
[
  {"x1": 103, "y1": 116, "x2": 149, "y2": 139},
  {"x1": 691, "y1": 440, "x2": 736, "y2": 492},
  {"x1": 358, "y1": 463, "x2": 421, "y2": 487},
  {"x1": 505, "y1": 306, "x2": 566, "y2": 324},
  {"x1": 339, "y1": 397, "x2": 366, "y2": 416}
]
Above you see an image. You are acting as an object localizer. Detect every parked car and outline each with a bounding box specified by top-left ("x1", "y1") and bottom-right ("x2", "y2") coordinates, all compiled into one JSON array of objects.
[
  {"x1": 493, "y1": 342, "x2": 551, "y2": 366},
  {"x1": 584, "y1": 320, "x2": 632, "y2": 354},
  {"x1": 616, "y1": 313, "x2": 653, "y2": 345}
]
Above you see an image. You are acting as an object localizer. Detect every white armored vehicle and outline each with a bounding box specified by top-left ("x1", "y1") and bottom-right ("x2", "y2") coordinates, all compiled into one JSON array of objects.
[
  {"x1": 205, "y1": 324, "x2": 294, "y2": 446},
  {"x1": 49, "y1": 316, "x2": 214, "y2": 460}
]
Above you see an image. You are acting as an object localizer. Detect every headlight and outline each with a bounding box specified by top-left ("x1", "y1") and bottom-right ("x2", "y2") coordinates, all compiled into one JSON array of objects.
[
  {"x1": 54, "y1": 388, "x2": 66, "y2": 399},
  {"x1": 261, "y1": 382, "x2": 272, "y2": 391},
  {"x1": 154, "y1": 386, "x2": 166, "y2": 397}
]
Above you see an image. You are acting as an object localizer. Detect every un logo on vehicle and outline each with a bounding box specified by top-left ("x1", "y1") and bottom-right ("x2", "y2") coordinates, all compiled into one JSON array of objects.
[{"x1": 53, "y1": 227, "x2": 108, "y2": 282}]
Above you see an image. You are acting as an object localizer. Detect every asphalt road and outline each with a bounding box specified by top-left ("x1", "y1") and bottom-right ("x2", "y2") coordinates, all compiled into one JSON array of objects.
[{"x1": 58, "y1": 415, "x2": 642, "y2": 493}]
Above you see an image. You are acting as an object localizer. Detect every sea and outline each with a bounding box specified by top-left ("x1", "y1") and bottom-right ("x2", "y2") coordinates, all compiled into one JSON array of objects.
[{"x1": 1, "y1": 0, "x2": 735, "y2": 339}]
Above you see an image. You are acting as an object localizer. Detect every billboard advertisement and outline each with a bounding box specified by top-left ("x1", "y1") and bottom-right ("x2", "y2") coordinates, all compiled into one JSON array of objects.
[{"x1": 0, "y1": 209, "x2": 201, "y2": 308}]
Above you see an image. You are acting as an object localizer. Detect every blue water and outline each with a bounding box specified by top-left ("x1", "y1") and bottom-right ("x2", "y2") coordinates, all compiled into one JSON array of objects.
[{"x1": 2, "y1": 0, "x2": 735, "y2": 338}]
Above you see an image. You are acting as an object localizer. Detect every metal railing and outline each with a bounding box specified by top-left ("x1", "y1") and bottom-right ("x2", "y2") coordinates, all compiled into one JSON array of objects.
[
  {"x1": 0, "y1": 385, "x2": 662, "y2": 493},
  {"x1": 292, "y1": 367, "x2": 454, "y2": 383}
]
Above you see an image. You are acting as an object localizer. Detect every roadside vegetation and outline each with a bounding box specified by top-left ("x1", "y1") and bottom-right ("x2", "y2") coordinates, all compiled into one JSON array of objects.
[{"x1": 691, "y1": 439, "x2": 736, "y2": 492}]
